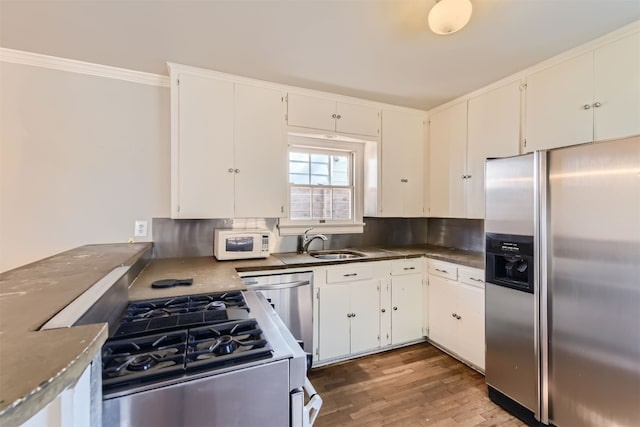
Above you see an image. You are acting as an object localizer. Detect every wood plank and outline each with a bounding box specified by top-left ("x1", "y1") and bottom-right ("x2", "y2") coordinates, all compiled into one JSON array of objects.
[{"x1": 308, "y1": 343, "x2": 527, "y2": 427}]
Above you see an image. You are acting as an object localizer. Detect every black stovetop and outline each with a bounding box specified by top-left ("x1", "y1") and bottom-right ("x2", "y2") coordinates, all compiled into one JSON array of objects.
[{"x1": 102, "y1": 291, "x2": 273, "y2": 390}]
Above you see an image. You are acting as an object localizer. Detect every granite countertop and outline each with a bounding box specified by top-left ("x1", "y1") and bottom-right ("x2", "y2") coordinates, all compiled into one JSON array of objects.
[
  {"x1": 0, "y1": 243, "x2": 152, "y2": 427},
  {"x1": 127, "y1": 256, "x2": 284, "y2": 301}
]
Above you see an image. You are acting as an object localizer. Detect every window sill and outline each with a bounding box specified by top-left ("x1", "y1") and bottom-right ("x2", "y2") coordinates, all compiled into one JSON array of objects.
[{"x1": 277, "y1": 221, "x2": 364, "y2": 236}]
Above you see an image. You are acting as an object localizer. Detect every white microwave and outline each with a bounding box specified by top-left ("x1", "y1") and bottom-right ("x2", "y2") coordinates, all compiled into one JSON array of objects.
[{"x1": 214, "y1": 229, "x2": 271, "y2": 260}]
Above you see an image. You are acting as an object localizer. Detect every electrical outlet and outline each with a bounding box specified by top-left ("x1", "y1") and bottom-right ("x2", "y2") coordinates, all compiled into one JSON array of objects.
[{"x1": 134, "y1": 220, "x2": 148, "y2": 237}]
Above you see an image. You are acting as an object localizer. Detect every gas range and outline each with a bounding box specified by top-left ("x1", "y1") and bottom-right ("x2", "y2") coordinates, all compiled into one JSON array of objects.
[
  {"x1": 102, "y1": 291, "x2": 272, "y2": 392},
  {"x1": 101, "y1": 289, "x2": 321, "y2": 427}
]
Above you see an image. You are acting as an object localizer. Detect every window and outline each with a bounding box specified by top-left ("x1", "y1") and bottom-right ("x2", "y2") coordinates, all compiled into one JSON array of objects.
[
  {"x1": 278, "y1": 134, "x2": 367, "y2": 235},
  {"x1": 289, "y1": 150, "x2": 353, "y2": 221}
]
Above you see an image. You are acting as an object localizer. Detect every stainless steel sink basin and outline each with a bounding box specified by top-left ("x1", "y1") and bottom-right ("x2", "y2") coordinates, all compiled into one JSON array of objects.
[{"x1": 308, "y1": 250, "x2": 366, "y2": 260}]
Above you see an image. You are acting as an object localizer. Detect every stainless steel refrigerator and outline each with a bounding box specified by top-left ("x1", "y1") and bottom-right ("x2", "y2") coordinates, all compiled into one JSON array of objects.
[{"x1": 484, "y1": 135, "x2": 640, "y2": 427}]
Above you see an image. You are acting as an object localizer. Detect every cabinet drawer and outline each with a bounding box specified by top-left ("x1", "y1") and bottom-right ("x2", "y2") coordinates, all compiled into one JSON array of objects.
[
  {"x1": 391, "y1": 258, "x2": 424, "y2": 276},
  {"x1": 428, "y1": 259, "x2": 458, "y2": 281},
  {"x1": 326, "y1": 264, "x2": 374, "y2": 283},
  {"x1": 459, "y1": 267, "x2": 485, "y2": 289}
]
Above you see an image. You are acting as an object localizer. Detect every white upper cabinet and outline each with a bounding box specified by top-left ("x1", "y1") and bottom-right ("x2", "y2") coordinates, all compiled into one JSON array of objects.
[
  {"x1": 467, "y1": 81, "x2": 521, "y2": 219},
  {"x1": 525, "y1": 31, "x2": 640, "y2": 152},
  {"x1": 174, "y1": 71, "x2": 235, "y2": 218},
  {"x1": 287, "y1": 92, "x2": 380, "y2": 137},
  {"x1": 379, "y1": 109, "x2": 425, "y2": 217},
  {"x1": 525, "y1": 52, "x2": 594, "y2": 152},
  {"x1": 170, "y1": 68, "x2": 286, "y2": 218},
  {"x1": 593, "y1": 31, "x2": 640, "y2": 141},
  {"x1": 429, "y1": 101, "x2": 467, "y2": 218}
]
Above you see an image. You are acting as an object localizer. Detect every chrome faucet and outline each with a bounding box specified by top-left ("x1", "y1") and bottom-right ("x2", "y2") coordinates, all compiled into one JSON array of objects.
[{"x1": 299, "y1": 228, "x2": 328, "y2": 254}]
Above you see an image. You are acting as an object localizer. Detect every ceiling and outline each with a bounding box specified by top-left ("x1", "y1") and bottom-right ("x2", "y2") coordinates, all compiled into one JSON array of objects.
[{"x1": 1, "y1": 0, "x2": 639, "y2": 110}]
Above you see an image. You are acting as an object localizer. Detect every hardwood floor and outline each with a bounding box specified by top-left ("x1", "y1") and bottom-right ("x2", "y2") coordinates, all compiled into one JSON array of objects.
[{"x1": 308, "y1": 343, "x2": 527, "y2": 427}]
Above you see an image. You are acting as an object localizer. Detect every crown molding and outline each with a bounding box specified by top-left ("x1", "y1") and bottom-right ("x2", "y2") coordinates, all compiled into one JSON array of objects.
[{"x1": 0, "y1": 48, "x2": 169, "y2": 87}]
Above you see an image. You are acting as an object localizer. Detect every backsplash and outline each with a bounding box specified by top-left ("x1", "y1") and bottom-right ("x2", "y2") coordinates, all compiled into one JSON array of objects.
[
  {"x1": 427, "y1": 218, "x2": 484, "y2": 252},
  {"x1": 152, "y1": 217, "x2": 482, "y2": 258}
]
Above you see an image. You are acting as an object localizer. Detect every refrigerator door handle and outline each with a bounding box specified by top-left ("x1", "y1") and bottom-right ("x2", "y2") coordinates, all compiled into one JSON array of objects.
[{"x1": 536, "y1": 151, "x2": 550, "y2": 425}]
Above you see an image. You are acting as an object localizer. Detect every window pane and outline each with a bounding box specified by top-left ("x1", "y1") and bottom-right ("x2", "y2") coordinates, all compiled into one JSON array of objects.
[
  {"x1": 310, "y1": 154, "x2": 329, "y2": 163},
  {"x1": 332, "y1": 188, "x2": 352, "y2": 219},
  {"x1": 312, "y1": 188, "x2": 332, "y2": 219},
  {"x1": 290, "y1": 174, "x2": 310, "y2": 185},
  {"x1": 310, "y1": 175, "x2": 329, "y2": 185},
  {"x1": 290, "y1": 161, "x2": 309, "y2": 175},
  {"x1": 290, "y1": 152, "x2": 309, "y2": 162},
  {"x1": 290, "y1": 187, "x2": 311, "y2": 219}
]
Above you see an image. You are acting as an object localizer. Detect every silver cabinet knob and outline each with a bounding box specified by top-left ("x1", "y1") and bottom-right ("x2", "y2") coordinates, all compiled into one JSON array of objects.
[
  {"x1": 393, "y1": 306, "x2": 398, "y2": 311},
  {"x1": 381, "y1": 308, "x2": 386, "y2": 313},
  {"x1": 234, "y1": 169, "x2": 240, "y2": 173},
  {"x1": 332, "y1": 113, "x2": 337, "y2": 118},
  {"x1": 336, "y1": 114, "x2": 341, "y2": 119},
  {"x1": 347, "y1": 313, "x2": 352, "y2": 318},
  {"x1": 456, "y1": 314, "x2": 462, "y2": 320},
  {"x1": 583, "y1": 104, "x2": 591, "y2": 110},
  {"x1": 352, "y1": 313, "x2": 356, "y2": 317},
  {"x1": 228, "y1": 168, "x2": 234, "y2": 173},
  {"x1": 593, "y1": 102, "x2": 602, "y2": 108}
]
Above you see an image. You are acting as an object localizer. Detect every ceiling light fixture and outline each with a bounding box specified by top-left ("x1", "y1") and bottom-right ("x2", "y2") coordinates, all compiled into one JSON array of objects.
[{"x1": 428, "y1": 0, "x2": 473, "y2": 35}]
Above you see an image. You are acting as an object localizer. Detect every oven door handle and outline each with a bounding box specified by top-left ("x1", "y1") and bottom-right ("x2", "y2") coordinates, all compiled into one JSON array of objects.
[
  {"x1": 245, "y1": 280, "x2": 310, "y2": 291},
  {"x1": 303, "y1": 378, "x2": 323, "y2": 427}
]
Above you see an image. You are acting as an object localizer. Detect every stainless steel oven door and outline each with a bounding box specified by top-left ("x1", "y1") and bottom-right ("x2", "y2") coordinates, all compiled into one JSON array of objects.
[{"x1": 103, "y1": 360, "x2": 290, "y2": 427}]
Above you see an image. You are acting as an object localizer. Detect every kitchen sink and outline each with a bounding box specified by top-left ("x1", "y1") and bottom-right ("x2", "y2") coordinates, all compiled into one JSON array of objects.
[{"x1": 308, "y1": 250, "x2": 366, "y2": 260}]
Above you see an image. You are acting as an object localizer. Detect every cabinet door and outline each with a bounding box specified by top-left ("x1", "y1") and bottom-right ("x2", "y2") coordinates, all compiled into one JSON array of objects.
[
  {"x1": 287, "y1": 93, "x2": 336, "y2": 131},
  {"x1": 427, "y1": 274, "x2": 458, "y2": 351},
  {"x1": 380, "y1": 109, "x2": 425, "y2": 217},
  {"x1": 525, "y1": 52, "x2": 594, "y2": 152},
  {"x1": 390, "y1": 275, "x2": 424, "y2": 345},
  {"x1": 349, "y1": 280, "x2": 381, "y2": 354},
  {"x1": 234, "y1": 84, "x2": 287, "y2": 218},
  {"x1": 429, "y1": 101, "x2": 467, "y2": 218},
  {"x1": 318, "y1": 285, "x2": 351, "y2": 360},
  {"x1": 457, "y1": 283, "x2": 485, "y2": 370},
  {"x1": 593, "y1": 31, "x2": 640, "y2": 141},
  {"x1": 467, "y1": 81, "x2": 521, "y2": 219},
  {"x1": 336, "y1": 102, "x2": 380, "y2": 137},
  {"x1": 175, "y1": 72, "x2": 234, "y2": 218}
]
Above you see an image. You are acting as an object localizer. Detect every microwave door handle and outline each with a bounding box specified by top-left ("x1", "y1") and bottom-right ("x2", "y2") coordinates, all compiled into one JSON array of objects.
[{"x1": 246, "y1": 280, "x2": 311, "y2": 291}]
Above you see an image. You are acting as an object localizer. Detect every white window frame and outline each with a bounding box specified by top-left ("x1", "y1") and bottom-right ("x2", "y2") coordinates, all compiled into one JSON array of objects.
[{"x1": 279, "y1": 134, "x2": 365, "y2": 235}]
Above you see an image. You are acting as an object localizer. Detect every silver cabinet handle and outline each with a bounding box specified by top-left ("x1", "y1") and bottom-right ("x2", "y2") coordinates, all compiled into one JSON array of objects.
[
  {"x1": 343, "y1": 273, "x2": 358, "y2": 277},
  {"x1": 228, "y1": 168, "x2": 234, "y2": 173},
  {"x1": 466, "y1": 175, "x2": 472, "y2": 178},
  {"x1": 393, "y1": 306, "x2": 398, "y2": 311},
  {"x1": 593, "y1": 102, "x2": 601, "y2": 108},
  {"x1": 400, "y1": 178, "x2": 408, "y2": 183},
  {"x1": 435, "y1": 268, "x2": 448, "y2": 273},
  {"x1": 583, "y1": 104, "x2": 591, "y2": 110},
  {"x1": 381, "y1": 308, "x2": 386, "y2": 313},
  {"x1": 403, "y1": 267, "x2": 416, "y2": 271},
  {"x1": 234, "y1": 169, "x2": 240, "y2": 173},
  {"x1": 470, "y1": 277, "x2": 484, "y2": 282}
]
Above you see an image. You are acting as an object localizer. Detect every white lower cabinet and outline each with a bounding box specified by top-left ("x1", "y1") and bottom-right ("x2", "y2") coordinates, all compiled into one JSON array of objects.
[
  {"x1": 381, "y1": 258, "x2": 426, "y2": 346},
  {"x1": 316, "y1": 259, "x2": 426, "y2": 364},
  {"x1": 317, "y1": 279, "x2": 381, "y2": 361},
  {"x1": 427, "y1": 260, "x2": 485, "y2": 370}
]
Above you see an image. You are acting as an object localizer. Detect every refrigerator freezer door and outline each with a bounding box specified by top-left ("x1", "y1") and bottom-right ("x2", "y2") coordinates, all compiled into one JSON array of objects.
[
  {"x1": 485, "y1": 153, "x2": 535, "y2": 235},
  {"x1": 547, "y1": 136, "x2": 640, "y2": 427}
]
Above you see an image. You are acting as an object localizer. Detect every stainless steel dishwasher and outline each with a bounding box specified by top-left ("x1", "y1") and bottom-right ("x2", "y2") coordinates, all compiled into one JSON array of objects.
[{"x1": 242, "y1": 271, "x2": 314, "y2": 353}]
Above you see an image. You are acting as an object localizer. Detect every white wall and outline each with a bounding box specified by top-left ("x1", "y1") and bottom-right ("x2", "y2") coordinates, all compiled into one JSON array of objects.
[{"x1": 0, "y1": 61, "x2": 170, "y2": 272}]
